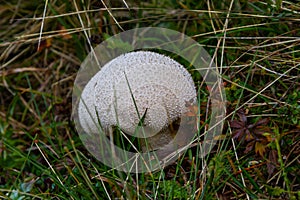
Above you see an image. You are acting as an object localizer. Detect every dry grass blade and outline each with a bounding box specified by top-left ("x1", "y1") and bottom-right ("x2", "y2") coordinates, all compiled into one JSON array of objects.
[{"x1": 37, "y1": 0, "x2": 49, "y2": 51}]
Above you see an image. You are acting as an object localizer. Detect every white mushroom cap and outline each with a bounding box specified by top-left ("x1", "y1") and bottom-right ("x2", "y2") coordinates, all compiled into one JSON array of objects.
[{"x1": 78, "y1": 51, "x2": 196, "y2": 138}]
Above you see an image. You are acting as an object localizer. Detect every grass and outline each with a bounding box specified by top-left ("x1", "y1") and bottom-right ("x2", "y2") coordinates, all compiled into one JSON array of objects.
[{"x1": 0, "y1": 0, "x2": 300, "y2": 199}]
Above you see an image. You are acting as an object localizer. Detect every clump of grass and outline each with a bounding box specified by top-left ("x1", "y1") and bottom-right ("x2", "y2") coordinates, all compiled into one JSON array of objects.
[{"x1": 0, "y1": 0, "x2": 299, "y2": 199}]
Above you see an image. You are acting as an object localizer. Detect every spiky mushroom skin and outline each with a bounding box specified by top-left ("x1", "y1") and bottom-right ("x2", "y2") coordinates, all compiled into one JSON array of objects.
[{"x1": 78, "y1": 51, "x2": 196, "y2": 151}]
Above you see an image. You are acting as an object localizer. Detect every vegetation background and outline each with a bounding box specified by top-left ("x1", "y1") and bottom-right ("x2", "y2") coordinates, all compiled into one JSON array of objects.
[{"x1": 0, "y1": 0, "x2": 299, "y2": 199}]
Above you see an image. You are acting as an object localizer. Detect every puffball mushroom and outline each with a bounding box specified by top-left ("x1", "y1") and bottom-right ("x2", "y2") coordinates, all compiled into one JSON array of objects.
[{"x1": 78, "y1": 51, "x2": 197, "y2": 150}]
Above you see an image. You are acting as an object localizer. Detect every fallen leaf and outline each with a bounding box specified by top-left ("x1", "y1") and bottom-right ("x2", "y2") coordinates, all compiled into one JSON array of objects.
[
  {"x1": 267, "y1": 149, "x2": 278, "y2": 176},
  {"x1": 58, "y1": 25, "x2": 72, "y2": 39},
  {"x1": 38, "y1": 38, "x2": 52, "y2": 51},
  {"x1": 255, "y1": 142, "x2": 266, "y2": 157}
]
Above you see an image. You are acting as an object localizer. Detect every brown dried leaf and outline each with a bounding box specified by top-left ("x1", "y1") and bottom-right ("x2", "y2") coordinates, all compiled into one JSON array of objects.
[
  {"x1": 237, "y1": 110, "x2": 247, "y2": 123},
  {"x1": 244, "y1": 140, "x2": 255, "y2": 154},
  {"x1": 233, "y1": 129, "x2": 244, "y2": 140},
  {"x1": 38, "y1": 38, "x2": 52, "y2": 51},
  {"x1": 245, "y1": 129, "x2": 253, "y2": 141},
  {"x1": 254, "y1": 118, "x2": 270, "y2": 127},
  {"x1": 255, "y1": 142, "x2": 267, "y2": 157},
  {"x1": 267, "y1": 149, "x2": 278, "y2": 176},
  {"x1": 230, "y1": 120, "x2": 245, "y2": 129},
  {"x1": 58, "y1": 25, "x2": 72, "y2": 39}
]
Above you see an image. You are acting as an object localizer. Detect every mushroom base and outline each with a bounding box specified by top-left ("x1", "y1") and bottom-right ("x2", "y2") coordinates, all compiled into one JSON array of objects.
[{"x1": 140, "y1": 118, "x2": 181, "y2": 152}]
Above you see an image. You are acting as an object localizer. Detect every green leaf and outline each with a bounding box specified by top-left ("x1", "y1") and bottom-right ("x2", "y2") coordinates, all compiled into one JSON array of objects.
[{"x1": 271, "y1": 186, "x2": 285, "y2": 196}]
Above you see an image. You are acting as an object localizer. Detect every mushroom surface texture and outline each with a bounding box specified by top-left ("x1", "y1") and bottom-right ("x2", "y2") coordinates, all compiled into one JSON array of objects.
[{"x1": 78, "y1": 51, "x2": 197, "y2": 150}]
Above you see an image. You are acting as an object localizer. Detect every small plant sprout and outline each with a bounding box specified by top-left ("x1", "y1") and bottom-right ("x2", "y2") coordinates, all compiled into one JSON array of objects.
[{"x1": 78, "y1": 51, "x2": 197, "y2": 151}]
